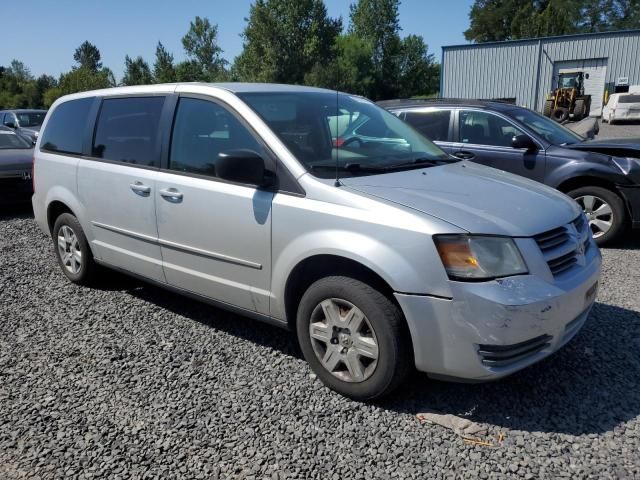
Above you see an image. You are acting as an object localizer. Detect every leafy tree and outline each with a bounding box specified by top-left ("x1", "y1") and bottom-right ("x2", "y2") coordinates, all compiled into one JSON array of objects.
[
  {"x1": 398, "y1": 35, "x2": 439, "y2": 98},
  {"x1": 305, "y1": 34, "x2": 375, "y2": 96},
  {"x1": 73, "y1": 40, "x2": 103, "y2": 71},
  {"x1": 349, "y1": 0, "x2": 403, "y2": 99},
  {"x1": 43, "y1": 67, "x2": 115, "y2": 107},
  {"x1": 465, "y1": 0, "x2": 640, "y2": 42},
  {"x1": 122, "y1": 55, "x2": 153, "y2": 86},
  {"x1": 182, "y1": 16, "x2": 227, "y2": 81},
  {"x1": 9, "y1": 60, "x2": 33, "y2": 84},
  {"x1": 234, "y1": 0, "x2": 342, "y2": 84},
  {"x1": 153, "y1": 42, "x2": 176, "y2": 83}
]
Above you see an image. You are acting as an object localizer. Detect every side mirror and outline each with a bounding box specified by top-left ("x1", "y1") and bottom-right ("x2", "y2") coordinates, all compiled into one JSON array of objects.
[
  {"x1": 4, "y1": 121, "x2": 16, "y2": 129},
  {"x1": 217, "y1": 149, "x2": 272, "y2": 187},
  {"x1": 512, "y1": 134, "x2": 537, "y2": 151}
]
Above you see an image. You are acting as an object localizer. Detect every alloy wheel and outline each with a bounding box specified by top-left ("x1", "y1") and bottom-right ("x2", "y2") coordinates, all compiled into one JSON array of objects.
[
  {"x1": 308, "y1": 298, "x2": 379, "y2": 383},
  {"x1": 576, "y1": 194, "x2": 613, "y2": 239},
  {"x1": 57, "y1": 225, "x2": 82, "y2": 274}
]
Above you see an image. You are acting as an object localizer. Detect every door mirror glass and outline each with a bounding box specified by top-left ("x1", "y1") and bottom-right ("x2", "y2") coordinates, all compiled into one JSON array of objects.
[
  {"x1": 4, "y1": 121, "x2": 16, "y2": 129},
  {"x1": 512, "y1": 134, "x2": 537, "y2": 150},
  {"x1": 216, "y1": 149, "x2": 272, "y2": 187}
]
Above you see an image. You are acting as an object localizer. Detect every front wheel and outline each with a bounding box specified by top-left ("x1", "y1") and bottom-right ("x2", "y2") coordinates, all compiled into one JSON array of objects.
[
  {"x1": 568, "y1": 186, "x2": 626, "y2": 246},
  {"x1": 296, "y1": 276, "x2": 412, "y2": 400}
]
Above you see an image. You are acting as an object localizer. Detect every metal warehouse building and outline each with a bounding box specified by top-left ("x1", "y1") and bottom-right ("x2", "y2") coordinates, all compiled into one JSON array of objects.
[{"x1": 440, "y1": 29, "x2": 640, "y2": 116}]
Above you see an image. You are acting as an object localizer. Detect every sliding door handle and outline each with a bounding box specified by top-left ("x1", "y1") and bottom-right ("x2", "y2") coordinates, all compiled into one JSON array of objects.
[{"x1": 159, "y1": 188, "x2": 183, "y2": 202}]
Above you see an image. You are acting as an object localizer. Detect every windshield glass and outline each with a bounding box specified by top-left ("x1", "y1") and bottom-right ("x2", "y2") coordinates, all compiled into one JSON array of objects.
[
  {"x1": 0, "y1": 130, "x2": 31, "y2": 149},
  {"x1": 509, "y1": 108, "x2": 583, "y2": 145},
  {"x1": 558, "y1": 76, "x2": 578, "y2": 89},
  {"x1": 16, "y1": 111, "x2": 46, "y2": 127},
  {"x1": 238, "y1": 92, "x2": 452, "y2": 178}
]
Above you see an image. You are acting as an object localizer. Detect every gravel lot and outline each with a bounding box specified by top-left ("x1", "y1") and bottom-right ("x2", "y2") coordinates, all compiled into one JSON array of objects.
[
  {"x1": 597, "y1": 119, "x2": 640, "y2": 140},
  {"x1": 1, "y1": 208, "x2": 639, "y2": 479}
]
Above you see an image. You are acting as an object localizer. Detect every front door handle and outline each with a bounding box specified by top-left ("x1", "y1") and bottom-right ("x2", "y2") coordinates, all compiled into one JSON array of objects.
[
  {"x1": 159, "y1": 188, "x2": 183, "y2": 203},
  {"x1": 130, "y1": 181, "x2": 151, "y2": 196},
  {"x1": 453, "y1": 151, "x2": 475, "y2": 160}
]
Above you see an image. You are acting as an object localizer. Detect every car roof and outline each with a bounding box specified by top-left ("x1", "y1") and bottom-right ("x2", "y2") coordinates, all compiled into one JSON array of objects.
[
  {"x1": 0, "y1": 109, "x2": 47, "y2": 113},
  {"x1": 52, "y1": 82, "x2": 336, "y2": 104},
  {"x1": 377, "y1": 98, "x2": 521, "y2": 112}
]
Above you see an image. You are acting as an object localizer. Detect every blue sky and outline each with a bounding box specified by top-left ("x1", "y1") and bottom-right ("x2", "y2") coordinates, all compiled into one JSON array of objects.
[{"x1": 1, "y1": 0, "x2": 474, "y2": 79}]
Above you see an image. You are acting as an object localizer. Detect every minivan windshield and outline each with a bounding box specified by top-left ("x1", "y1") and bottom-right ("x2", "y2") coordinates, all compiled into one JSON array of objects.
[
  {"x1": 509, "y1": 108, "x2": 584, "y2": 145},
  {"x1": 16, "y1": 111, "x2": 46, "y2": 128},
  {"x1": 238, "y1": 92, "x2": 453, "y2": 178}
]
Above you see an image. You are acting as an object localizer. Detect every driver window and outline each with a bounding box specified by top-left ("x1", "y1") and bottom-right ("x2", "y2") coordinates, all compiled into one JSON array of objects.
[
  {"x1": 169, "y1": 98, "x2": 263, "y2": 178},
  {"x1": 459, "y1": 110, "x2": 524, "y2": 147}
]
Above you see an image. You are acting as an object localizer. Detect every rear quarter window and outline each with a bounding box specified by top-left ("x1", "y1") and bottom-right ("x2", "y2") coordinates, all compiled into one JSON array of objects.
[{"x1": 40, "y1": 98, "x2": 94, "y2": 155}]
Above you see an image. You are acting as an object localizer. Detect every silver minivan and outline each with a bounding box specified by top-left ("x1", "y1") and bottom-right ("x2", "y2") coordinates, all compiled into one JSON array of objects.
[{"x1": 32, "y1": 83, "x2": 601, "y2": 400}]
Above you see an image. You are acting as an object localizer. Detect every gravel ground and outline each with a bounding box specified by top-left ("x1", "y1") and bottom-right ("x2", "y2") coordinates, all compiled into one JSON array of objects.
[
  {"x1": 596, "y1": 119, "x2": 640, "y2": 140},
  {"x1": 1, "y1": 207, "x2": 639, "y2": 479}
]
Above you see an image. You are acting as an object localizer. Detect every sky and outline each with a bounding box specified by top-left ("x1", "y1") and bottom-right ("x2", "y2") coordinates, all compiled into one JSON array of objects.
[{"x1": 0, "y1": 0, "x2": 474, "y2": 80}]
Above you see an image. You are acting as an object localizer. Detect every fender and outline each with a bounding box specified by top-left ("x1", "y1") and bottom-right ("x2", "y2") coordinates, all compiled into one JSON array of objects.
[
  {"x1": 269, "y1": 229, "x2": 452, "y2": 321},
  {"x1": 546, "y1": 149, "x2": 631, "y2": 190}
]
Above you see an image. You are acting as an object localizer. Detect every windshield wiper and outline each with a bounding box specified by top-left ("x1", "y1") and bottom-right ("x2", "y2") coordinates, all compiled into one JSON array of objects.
[
  {"x1": 383, "y1": 157, "x2": 453, "y2": 171},
  {"x1": 310, "y1": 163, "x2": 388, "y2": 173}
]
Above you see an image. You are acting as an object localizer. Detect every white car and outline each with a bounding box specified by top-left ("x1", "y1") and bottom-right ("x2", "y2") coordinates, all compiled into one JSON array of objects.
[{"x1": 603, "y1": 93, "x2": 640, "y2": 124}]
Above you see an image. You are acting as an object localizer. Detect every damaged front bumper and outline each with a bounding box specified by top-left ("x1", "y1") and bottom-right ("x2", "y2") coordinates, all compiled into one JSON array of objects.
[{"x1": 395, "y1": 246, "x2": 601, "y2": 381}]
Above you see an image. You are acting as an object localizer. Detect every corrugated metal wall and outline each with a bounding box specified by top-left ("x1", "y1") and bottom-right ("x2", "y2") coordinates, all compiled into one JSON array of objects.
[{"x1": 442, "y1": 30, "x2": 640, "y2": 113}]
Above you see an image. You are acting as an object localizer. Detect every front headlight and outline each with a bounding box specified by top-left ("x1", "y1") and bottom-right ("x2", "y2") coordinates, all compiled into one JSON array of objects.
[{"x1": 434, "y1": 235, "x2": 528, "y2": 281}]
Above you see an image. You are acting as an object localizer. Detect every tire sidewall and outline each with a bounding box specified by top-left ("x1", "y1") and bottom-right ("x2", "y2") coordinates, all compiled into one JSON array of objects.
[
  {"x1": 52, "y1": 213, "x2": 92, "y2": 283},
  {"x1": 296, "y1": 277, "x2": 404, "y2": 400}
]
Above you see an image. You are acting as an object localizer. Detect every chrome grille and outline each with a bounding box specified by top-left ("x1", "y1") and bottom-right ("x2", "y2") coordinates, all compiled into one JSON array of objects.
[
  {"x1": 478, "y1": 334, "x2": 552, "y2": 367},
  {"x1": 534, "y1": 215, "x2": 591, "y2": 278}
]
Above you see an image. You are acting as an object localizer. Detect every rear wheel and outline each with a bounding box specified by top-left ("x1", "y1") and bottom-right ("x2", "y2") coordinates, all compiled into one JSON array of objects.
[
  {"x1": 567, "y1": 186, "x2": 626, "y2": 246},
  {"x1": 543, "y1": 100, "x2": 554, "y2": 117},
  {"x1": 296, "y1": 276, "x2": 412, "y2": 400},
  {"x1": 53, "y1": 213, "x2": 98, "y2": 285},
  {"x1": 552, "y1": 108, "x2": 569, "y2": 122}
]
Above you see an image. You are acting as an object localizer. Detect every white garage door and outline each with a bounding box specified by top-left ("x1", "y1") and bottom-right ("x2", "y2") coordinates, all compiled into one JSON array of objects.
[{"x1": 554, "y1": 58, "x2": 608, "y2": 116}]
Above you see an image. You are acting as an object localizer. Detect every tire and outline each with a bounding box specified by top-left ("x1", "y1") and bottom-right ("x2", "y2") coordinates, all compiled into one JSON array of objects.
[
  {"x1": 296, "y1": 276, "x2": 412, "y2": 401},
  {"x1": 52, "y1": 213, "x2": 98, "y2": 285},
  {"x1": 543, "y1": 100, "x2": 554, "y2": 117},
  {"x1": 573, "y1": 99, "x2": 586, "y2": 120},
  {"x1": 567, "y1": 186, "x2": 627, "y2": 246},
  {"x1": 552, "y1": 108, "x2": 569, "y2": 122}
]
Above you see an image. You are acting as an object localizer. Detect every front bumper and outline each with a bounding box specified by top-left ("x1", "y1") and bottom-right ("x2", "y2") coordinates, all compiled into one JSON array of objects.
[
  {"x1": 396, "y1": 247, "x2": 601, "y2": 381},
  {"x1": 0, "y1": 171, "x2": 32, "y2": 204},
  {"x1": 618, "y1": 185, "x2": 640, "y2": 229}
]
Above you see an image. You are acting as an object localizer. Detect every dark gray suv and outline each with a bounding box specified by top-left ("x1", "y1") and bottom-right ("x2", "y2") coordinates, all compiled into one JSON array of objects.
[
  {"x1": 380, "y1": 99, "x2": 640, "y2": 245},
  {"x1": 0, "y1": 109, "x2": 47, "y2": 143}
]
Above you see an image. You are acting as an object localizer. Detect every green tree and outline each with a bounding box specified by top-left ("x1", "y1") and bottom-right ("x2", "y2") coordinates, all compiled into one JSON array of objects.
[
  {"x1": 182, "y1": 16, "x2": 227, "y2": 81},
  {"x1": 349, "y1": 0, "x2": 403, "y2": 99},
  {"x1": 465, "y1": 0, "x2": 640, "y2": 42},
  {"x1": 398, "y1": 35, "x2": 439, "y2": 97},
  {"x1": 44, "y1": 67, "x2": 115, "y2": 107},
  {"x1": 305, "y1": 34, "x2": 375, "y2": 96},
  {"x1": 73, "y1": 40, "x2": 103, "y2": 71},
  {"x1": 122, "y1": 55, "x2": 153, "y2": 86},
  {"x1": 153, "y1": 42, "x2": 176, "y2": 83},
  {"x1": 234, "y1": 0, "x2": 342, "y2": 84}
]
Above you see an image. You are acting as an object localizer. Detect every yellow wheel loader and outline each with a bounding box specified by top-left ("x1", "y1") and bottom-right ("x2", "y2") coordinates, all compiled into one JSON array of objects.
[{"x1": 543, "y1": 71, "x2": 592, "y2": 122}]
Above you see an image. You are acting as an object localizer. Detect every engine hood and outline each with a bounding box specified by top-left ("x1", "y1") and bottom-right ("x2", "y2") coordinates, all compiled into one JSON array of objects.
[
  {"x1": 340, "y1": 161, "x2": 581, "y2": 237},
  {"x1": 0, "y1": 148, "x2": 33, "y2": 172}
]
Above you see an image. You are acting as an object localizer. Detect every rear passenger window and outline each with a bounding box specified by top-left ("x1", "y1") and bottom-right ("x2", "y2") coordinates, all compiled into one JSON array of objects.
[
  {"x1": 92, "y1": 97, "x2": 164, "y2": 167},
  {"x1": 40, "y1": 98, "x2": 94, "y2": 154},
  {"x1": 404, "y1": 110, "x2": 451, "y2": 141},
  {"x1": 169, "y1": 97, "x2": 263, "y2": 178}
]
